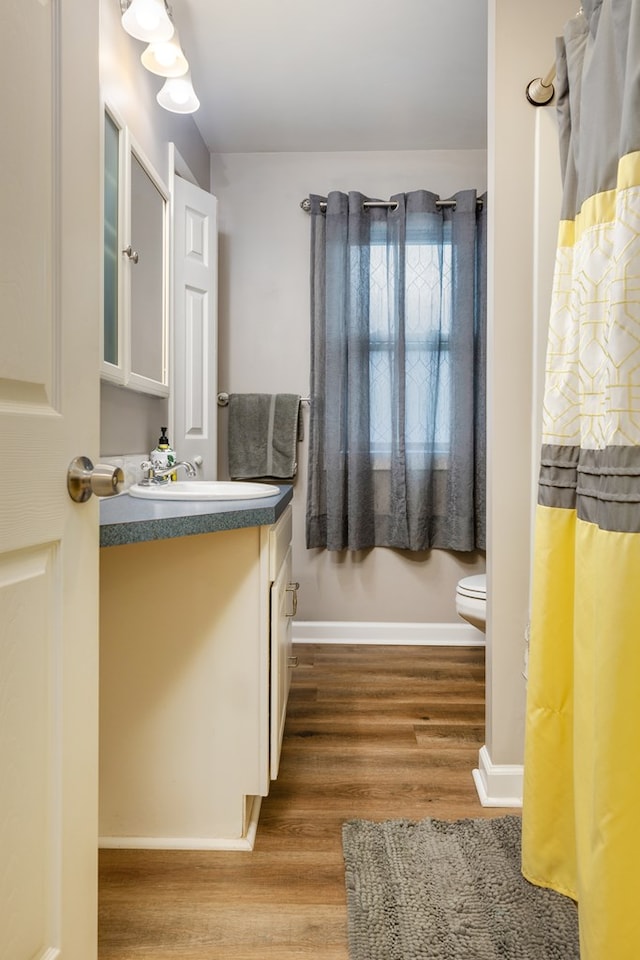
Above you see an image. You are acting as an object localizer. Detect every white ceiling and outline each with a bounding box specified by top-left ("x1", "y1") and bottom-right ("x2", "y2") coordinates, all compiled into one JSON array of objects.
[{"x1": 172, "y1": 0, "x2": 488, "y2": 154}]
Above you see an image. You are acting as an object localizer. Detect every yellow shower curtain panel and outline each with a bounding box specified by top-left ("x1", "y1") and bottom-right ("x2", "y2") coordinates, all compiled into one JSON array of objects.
[{"x1": 523, "y1": 149, "x2": 640, "y2": 959}]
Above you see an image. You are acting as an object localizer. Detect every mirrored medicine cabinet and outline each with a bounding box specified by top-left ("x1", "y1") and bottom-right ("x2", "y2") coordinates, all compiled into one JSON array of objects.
[{"x1": 102, "y1": 106, "x2": 169, "y2": 397}]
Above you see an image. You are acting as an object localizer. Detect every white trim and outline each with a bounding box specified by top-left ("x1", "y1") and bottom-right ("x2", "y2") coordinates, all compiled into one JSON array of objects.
[
  {"x1": 99, "y1": 799, "x2": 262, "y2": 851},
  {"x1": 292, "y1": 620, "x2": 485, "y2": 646},
  {"x1": 98, "y1": 835, "x2": 254, "y2": 851},
  {"x1": 472, "y1": 744, "x2": 523, "y2": 807}
]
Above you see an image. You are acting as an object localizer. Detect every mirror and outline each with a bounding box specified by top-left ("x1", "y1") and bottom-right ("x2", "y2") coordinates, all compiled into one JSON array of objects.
[
  {"x1": 103, "y1": 109, "x2": 122, "y2": 372},
  {"x1": 101, "y1": 108, "x2": 169, "y2": 397},
  {"x1": 127, "y1": 145, "x2": 168, "y2": 393}
]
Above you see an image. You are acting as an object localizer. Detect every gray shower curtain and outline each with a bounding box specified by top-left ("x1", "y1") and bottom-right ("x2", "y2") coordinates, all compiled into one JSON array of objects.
[{"x1": 306, "y1": 189, "x2": 486, "y2": 552}]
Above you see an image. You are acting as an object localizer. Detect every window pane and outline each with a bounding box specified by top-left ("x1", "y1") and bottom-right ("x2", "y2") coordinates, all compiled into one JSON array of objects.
[
  {"x1": 369, "y1": 234, "x2": 452, "y2": 458},
  {"x1": 368, "y1": 240, "x2": 390, "y2": 340},
  {"x1": 370, "y1": 347, "x2": 392, "y2": 449}
]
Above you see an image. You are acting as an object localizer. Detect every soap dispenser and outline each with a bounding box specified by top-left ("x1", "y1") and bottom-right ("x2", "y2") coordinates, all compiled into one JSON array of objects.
[{"x1": 150, "y1": 427, "x2": 176, "y2": 478}]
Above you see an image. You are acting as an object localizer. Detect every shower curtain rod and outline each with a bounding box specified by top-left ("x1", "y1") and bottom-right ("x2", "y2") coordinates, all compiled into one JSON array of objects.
[
  {"x1": 526, "y1": 63, "x2": 557, "y2": 106},
  {"x1": 300, "y1": 196, "x2": 483, "y2": 213},
  {"x1": 525, "y1": 6, "x2": 583, "y2": 106}
]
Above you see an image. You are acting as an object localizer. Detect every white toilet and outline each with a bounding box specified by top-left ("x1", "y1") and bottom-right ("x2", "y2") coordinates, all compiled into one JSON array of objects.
[{"x1": 455, "y1": 574, "x2": 487, "y2": 633}]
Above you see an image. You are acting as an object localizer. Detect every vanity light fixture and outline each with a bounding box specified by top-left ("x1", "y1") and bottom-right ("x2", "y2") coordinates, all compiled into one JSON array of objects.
[
  {"x1": 156, "y1": 71, "x2": 200, "y2": 114},
  {"x1": 120, "y1": 0, "x2": 174, "y2": 43},
  {"x1": 141, "y1": 29, "x2": 189, "y2": 77},
  {"x1": 120, "y1": 0, "x2": 200, "y2": 114}
]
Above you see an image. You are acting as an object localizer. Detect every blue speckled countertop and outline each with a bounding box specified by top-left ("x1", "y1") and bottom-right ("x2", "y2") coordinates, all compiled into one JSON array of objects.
[{"x1": 100, "y1": 484, "x2": 293, "y2": 547}]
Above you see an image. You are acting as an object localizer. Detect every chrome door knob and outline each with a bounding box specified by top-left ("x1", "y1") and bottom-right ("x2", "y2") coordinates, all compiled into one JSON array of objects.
[{"x1": 67, "y1": 456, "x2": 124, "y2": 502}]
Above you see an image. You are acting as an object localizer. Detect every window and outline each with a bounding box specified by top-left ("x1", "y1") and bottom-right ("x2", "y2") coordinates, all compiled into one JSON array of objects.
[
  {"x1": 306, "y1": 189, "x2": 486, "y2": 551},
  {"x1": 368, "y1": 222, "x2": 453, "y2": 462}
]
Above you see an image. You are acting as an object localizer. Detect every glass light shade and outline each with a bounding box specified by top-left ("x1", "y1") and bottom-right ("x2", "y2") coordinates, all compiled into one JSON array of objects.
[
  {"x1": 121, "y1": 0, "x2": 174, "y2": 43},
  {"x1": 156, "y1": 72, "x2": 200, "y2": 114},
  {"x1": 141, "y1": 31, "x2": 188, "y2": 77}
]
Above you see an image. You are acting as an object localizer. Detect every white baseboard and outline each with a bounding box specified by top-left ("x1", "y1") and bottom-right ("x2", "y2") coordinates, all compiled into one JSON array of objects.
[
  {"x1": 292, "y1": 620, "x2": 484, "y2": 646},
  {"x1": 472, "y1": 744, "x2": 523, "y2": 808},
  {"x1": 98, "y1": 798, "x2": 263, "y2": 851}
]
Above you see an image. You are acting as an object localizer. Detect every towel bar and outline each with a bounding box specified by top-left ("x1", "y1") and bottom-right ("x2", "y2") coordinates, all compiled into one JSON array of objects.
[{"x1": 217, "y1": 392, "x2": 310, "y2": 407}]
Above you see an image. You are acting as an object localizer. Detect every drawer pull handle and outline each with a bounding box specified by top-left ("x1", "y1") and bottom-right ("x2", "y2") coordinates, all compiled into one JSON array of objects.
[{"x1": 285, "y1": 581, "x2": 300, "y2": 617}]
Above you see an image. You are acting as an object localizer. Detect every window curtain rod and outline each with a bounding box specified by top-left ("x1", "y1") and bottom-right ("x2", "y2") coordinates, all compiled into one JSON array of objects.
[{"x1": 300, "y1": 196, "x2": 483, "y2": 213}]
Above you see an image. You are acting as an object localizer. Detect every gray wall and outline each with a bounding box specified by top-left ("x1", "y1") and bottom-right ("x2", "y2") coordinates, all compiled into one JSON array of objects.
[{"x1": 211, "y1": 149, "x2": 487, "y2": 623}]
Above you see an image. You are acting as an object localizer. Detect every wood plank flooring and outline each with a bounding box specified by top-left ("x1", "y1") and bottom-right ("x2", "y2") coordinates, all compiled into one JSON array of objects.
[{"x1": 98, "y1": 643, "x2": 520, "y2": 959}]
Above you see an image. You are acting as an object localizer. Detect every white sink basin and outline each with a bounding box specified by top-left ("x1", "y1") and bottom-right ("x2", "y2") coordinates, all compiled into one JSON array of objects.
[{"x1": 128, "y1": 481, "x2": 280, "y2": 501}]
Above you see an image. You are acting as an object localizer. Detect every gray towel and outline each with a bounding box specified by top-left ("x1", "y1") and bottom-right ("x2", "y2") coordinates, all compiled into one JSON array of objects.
[{"x1": 228, "y1": 393, "x2": 301, "y2": 481}]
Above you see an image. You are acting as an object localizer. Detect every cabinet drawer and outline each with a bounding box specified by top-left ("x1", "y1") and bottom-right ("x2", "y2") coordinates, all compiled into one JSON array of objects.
[{"x1": 269, "y1": 504, "x2": 292, "y2": 580}]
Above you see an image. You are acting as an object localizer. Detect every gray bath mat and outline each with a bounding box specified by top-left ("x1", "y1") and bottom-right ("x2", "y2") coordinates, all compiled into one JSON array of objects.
[{"x1": 342, "y1": 815, "x2": 578, "y2": 959}]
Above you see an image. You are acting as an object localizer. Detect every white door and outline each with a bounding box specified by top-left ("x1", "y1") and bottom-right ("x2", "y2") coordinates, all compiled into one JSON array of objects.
[
  {"x1": 0, "y1": 2, "x2": 100, "y2": 959},
  {"x1": 172, "y1": 175, "x2": 218, "y2": 479}
]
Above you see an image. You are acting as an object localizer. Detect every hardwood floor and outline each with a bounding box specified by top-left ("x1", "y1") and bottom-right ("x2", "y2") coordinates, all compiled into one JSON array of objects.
[{"x1": 98, "y1": 643, "x2": 520, "y2": 959}]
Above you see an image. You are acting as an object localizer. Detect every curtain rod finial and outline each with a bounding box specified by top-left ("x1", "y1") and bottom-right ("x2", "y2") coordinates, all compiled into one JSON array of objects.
[{"x1": 526, "y1": 76, "x2": 555, "y2": 106}]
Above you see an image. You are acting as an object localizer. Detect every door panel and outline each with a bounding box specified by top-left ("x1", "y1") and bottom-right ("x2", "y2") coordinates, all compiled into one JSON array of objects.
[
  {"x1": 172, "y1": 175, "x2": 218, "y2": 478},
  {"x1": 0, "y1": 546, "x2": 59, "y2": 960},
  {"x1": 0, "y1": 2, "x2": 100, "y2": 958},
  {"x1": 0, "y1": 1, "x2": 54, "y2": 401}
]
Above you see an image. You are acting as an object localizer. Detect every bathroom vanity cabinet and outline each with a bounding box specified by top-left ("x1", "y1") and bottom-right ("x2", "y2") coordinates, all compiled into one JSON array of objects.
[{"x1": 98, "y1": 492, "x2": 294, "y2": 849}]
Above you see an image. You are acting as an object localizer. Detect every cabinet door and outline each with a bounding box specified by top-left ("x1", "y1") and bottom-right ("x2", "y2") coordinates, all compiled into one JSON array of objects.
[
  {"x1": 101, "y1": 108, "x2": 125, "y2": 382},
  {"x1": 127, "y1": 141, "x2": 169, "y2": 395},
  {"x1": 270, "y1": 544, "x2": 294, "y2": 780},
  {"x1": 100, "y1": 112, "x2": 169, "y2": 396}
]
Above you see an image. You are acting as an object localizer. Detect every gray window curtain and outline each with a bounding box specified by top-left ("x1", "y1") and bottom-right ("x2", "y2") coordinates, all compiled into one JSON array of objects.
[{"x1": 306, "y1": 189, "x2": 487, "y2": 552}]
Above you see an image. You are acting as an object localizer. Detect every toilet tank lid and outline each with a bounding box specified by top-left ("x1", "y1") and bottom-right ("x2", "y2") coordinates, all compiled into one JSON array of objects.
[{"x1": 457, "y1": 574, "x2": 486, "y2": 599}]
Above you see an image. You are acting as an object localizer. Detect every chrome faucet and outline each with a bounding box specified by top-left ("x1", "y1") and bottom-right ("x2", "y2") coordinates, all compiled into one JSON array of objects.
[
  {"x1": 155, "y1": 461, "x2": 197, "y2": 480},
  {"x1": 140, "y1": 460, "x2": 197, "y2": 484}
]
